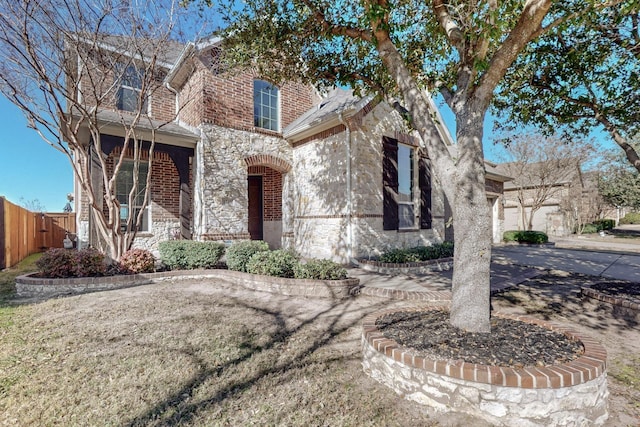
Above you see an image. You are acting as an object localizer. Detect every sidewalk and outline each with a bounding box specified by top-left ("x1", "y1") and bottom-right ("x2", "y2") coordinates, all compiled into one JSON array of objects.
[
  {"x1": 353, "y1": 237, "x2": 640, "y2": 300},
  {"x1": 351, "y1": 259, "x2": 544, "y2": 301}
]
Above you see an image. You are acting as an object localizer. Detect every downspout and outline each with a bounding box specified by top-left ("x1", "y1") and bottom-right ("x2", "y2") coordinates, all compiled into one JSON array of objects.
[{"x1": 338, "y1": 112, "x2": 353, "y2": 263}]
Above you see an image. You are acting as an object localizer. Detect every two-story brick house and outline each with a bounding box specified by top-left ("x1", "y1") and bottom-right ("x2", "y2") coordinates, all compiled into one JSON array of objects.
[{"x1": 72, "y1": 36, "x2": 507, "y2": 262}]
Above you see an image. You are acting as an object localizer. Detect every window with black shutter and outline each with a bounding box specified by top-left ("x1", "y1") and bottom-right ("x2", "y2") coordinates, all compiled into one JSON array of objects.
[{"x1": 382, "y1": 137, "x2": 432, "y2": 230}]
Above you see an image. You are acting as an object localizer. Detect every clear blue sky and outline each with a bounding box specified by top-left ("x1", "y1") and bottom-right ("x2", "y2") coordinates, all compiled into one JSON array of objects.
[{"x1": 0, "y1": 96, "x2": 73, "y2": 212}]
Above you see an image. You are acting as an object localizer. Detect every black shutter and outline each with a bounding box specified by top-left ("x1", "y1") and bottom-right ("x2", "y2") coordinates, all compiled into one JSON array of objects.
[
  {"x1": 383, "y1": 137, "x2": 399, "y2": 230},
  {"x1": 419, "y1": 156, "x2": 432, "y2": 229}
]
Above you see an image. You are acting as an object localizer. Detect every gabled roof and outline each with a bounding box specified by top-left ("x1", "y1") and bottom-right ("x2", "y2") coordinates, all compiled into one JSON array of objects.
[
  {"x1": 76, "y1": 33, "x2": 185, "y2": 69},
  {"x1": 283, "y1": 88, "x2": 374, "y2": 141}
]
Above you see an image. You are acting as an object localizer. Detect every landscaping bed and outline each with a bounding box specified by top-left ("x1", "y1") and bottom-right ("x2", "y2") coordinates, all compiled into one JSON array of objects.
[
  {"x1": 362, "y1": 307, "x2": 609, "y2": 426},
  {"x1": 15, "y1": 269, "x2": 360, "y2": 300}
]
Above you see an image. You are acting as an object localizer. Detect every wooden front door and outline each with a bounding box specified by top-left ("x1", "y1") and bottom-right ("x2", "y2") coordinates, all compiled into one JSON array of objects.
[{"x1": 248, "y1": 176, "x2": 263, "y2": 240}]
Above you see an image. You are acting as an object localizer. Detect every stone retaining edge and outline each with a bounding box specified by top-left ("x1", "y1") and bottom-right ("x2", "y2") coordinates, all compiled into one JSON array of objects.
[
  {"x1": 362, "y1": 305, "x2": 607, "y2": 389},
  {"x1": 15, "y1": 270, "x2": 361, "y2": 300},
  {"x1": 357, "y1": 257, "x2": 453, "y2": 274}
]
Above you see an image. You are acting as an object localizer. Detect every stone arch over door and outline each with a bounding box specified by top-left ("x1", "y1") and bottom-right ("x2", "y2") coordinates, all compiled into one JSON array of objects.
[{"x1": 244, "y1": 155, "x2": 292, "y2": 249}]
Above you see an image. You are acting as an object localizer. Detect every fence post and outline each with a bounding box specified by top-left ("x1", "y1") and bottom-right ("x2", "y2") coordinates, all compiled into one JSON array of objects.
[{"x1": 0, "y1": 197, "x2": 5, "y2": 270}]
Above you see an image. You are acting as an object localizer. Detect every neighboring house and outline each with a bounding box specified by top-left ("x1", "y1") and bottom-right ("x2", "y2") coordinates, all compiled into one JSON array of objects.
[
  {"x1": 495, "y1": 161, "x2": 616, "y2": 236},
  {"x1": 71, "y1": 35, "x2": 508, "y2": 262}
]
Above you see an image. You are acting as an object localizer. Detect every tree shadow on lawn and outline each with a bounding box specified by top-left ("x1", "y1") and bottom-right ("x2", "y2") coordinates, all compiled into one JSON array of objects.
[
  {"x1": 122, "y1": 294, "x2": 403, "y2": 427},
  {"x1": 492, "y1": 270, "x2": 639, "y2": 332}
]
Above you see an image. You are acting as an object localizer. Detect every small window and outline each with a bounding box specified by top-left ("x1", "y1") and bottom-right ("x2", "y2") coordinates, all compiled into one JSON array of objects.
[
  {"x1": 397, "y1": 144, "x2": 415, "y2": 229},
  {"x1": 383, "y1": 137, "x2": 431, "y2": 231},
  {"x1": 253, "y1": 80, "x2": 279, "y2": 131},
  {"x1": 116, "y1": 160, "x2": 150, "y2": 232},
  {"x1": 117, "y1": 65, "x2": 148, "y2": 113}
]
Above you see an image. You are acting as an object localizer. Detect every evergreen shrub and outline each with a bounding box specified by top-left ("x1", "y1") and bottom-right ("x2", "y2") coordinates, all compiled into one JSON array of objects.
[
  {"x1": 225, "y1": 240, "x2": 269, "y2": 272},
  {"x1": 293, "y1": 259, "x2": 348, "y2": 280},
  {"x1": 246, "y1": 249, "x2": 298, "y2": 278},
  {"x1": 158, "y1": 241, "x2": 225, "y2": 270}
]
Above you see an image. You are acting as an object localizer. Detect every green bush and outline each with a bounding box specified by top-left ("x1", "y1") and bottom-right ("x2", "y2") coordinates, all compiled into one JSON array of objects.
[
  {"x1": 593, "y1": 219, "x2": 615, "y2": 231},
  {"x1": 620, "y1": 212, "x2": 640, "y2": 225},
  {"x1": 246, "y1": 250, "x2": 299, "y2": 278},
  {"x1": 379, "y1": 248, "x2": 421, "y2": 263},
  {"x1": 120, "y1": 249, "x2": 155, "y2": 274},
  {"x1": 226, "y1": 240, "x2": 270, "y2": 272},
  {"x1": 379, "y1": 242, "x2": 455, "y2": 263},
  {"x1": 579, "y1": 224, "x2": 599, "y2": 234},
  {"x1": 159, "y1": 241, "x2": 225, "y2": 270},
  {"x1": 503, "y1": 230, "x2": 549, "y2": 244},
  {"x1": 294, "y1": 259, "x2": 348, "y2": 280}
]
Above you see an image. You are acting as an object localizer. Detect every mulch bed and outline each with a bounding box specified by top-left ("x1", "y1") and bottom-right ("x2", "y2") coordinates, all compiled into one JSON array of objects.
[
  {"x1": 376, "y1": 310, "x2": 584, "y2": 368},
  {"x1": 590, "y1": 280, "x2": 640, "y2": 306}
]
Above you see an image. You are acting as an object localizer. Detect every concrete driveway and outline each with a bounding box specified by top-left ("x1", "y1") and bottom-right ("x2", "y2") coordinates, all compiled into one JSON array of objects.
[{"x1": 492, "y1": 245, "x2": 640, "y2": 283}]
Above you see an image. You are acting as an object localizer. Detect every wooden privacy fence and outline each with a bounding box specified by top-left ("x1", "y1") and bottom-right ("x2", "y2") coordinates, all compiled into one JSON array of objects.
[{"x1": 0, "y1": 197, "x2": 76, "y2": 269}]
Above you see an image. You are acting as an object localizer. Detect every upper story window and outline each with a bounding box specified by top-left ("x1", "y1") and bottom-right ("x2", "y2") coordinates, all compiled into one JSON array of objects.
[
  {"x1": 117, "y1": 65, "x2": 148, "y2": 113},
  {"x1": 116, "y1": 160, "x2": 150, "y2": 231},
  {"x1": 253, "y1": 80, "x2": 279, "y2": 131}
]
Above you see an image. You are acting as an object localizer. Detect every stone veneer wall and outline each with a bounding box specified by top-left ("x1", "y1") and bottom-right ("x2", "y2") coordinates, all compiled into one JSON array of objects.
[
  {"x1": 292, "y1": 134, "x2": 348, "y2": 261},
  {"x1": 290, "y1": 102, "x2": 446, "y2": 262},
  {"x1": 196, "y1": 123, "x2": 293, "y2": 244},
  {"x1": 350, "y1": 103, "x2": 445, "y2": 259},
  {"x1": 362, "y1": 307, "x2": 609, "y2": 426}
]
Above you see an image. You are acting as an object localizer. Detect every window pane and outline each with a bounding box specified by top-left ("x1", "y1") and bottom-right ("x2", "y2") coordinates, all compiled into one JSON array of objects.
[
  {"x1": 399, "y1": 203, "x2": 415, "y2": 228},
  {"x1": 116, "y1": 160, "x2": 149, "y2": 231},
  {"x1": 253, "y1": 80, "x2": 279, "y2": 131},
  {"x1": 398, "y1": 144, "x2": 413, "y2": 202}
]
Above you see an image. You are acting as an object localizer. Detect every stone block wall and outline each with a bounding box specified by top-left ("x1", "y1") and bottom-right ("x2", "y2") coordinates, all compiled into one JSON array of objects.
[
  {"x1": 362, "y1": 308, "x2": 609, "y2": 426},
  {"x1": 196, "y1": 124, "x2": 293, "y2": 243}
]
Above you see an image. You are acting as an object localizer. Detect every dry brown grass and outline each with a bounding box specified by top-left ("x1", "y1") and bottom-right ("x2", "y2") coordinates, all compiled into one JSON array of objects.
[
  {"x1": 2, "y1": 271, "x2": 639, "y2": 426},
  {"x1": 0, "y1": 280, "x2": 450, "y2": 426}
]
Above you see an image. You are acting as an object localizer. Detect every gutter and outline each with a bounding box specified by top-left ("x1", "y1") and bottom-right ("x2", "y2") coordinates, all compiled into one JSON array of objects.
[{"x1": 338, "y1": 112, "x2": 353, "y2": 263}]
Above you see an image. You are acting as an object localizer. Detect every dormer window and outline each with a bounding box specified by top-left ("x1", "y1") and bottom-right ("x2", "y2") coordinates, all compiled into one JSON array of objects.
[
  {"x1": 117, "y1": 65, "x2": 148, "y2": 113},
  {"x1": 253, "y1": 79, "x2": 279, "y2": 131}
]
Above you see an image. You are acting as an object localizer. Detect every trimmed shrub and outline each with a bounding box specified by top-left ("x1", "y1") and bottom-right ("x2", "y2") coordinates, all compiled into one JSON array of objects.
[
  {"x1": 158, "y1": 241, "x2": 225, "y2": 270},
  {"x1": 120, "y1": 249, "x2": 155, "y2": 274},
  {"x1": 503, "y1": 230, "x2": 549, "y2": 244},
  {"x1": 579, "y1": 224, "x2": 599, "y2": 234},
  {"x1": 593, "y1": 219, "x2": 615, "y2": 231},
  {"x1": 620, "y1": 212, "x2": 640, "y2": 225},
  {"x1": 246, "y1": 250, "x2": 299, "y2": 278},
  {"x1": 379, "y1": 248, "x2": 421, "y2": 264},
  {"x1": 294, "y1": 259, "x2": 348, "y2": 280},
  {"x1": 184, "y1": 241, "x2": 225, "y2": 269},
  {"x1": 379, "y1": 242, "x2": 455, "y2": 263},
  {"x1": 36, "y1": 248, "x2": 76, "y2": 278},
  {"x1": 74, "y1": 248, "x2": 106, "y2": 277},
  {"x1": 226, "y1": 240, "x2": 270, "y2": 272}
]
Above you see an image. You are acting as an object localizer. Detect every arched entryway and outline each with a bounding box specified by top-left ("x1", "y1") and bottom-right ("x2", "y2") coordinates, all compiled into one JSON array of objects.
[{"x1": 244, "y1": 155, "x2": 291, "y2": 249}]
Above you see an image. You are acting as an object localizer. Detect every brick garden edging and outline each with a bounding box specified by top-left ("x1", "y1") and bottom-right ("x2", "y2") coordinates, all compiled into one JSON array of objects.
[
  {"x1": 15, "y1": 270, "x2": 361, "y2": 300},
  {"x1": 581, "y1": 286, "x2": 640, "y2": 312},
  {"x1": 357, "y1": 257, "x2": 453, "y2": 275},
  {"x1": 362, "y1": 306, "x2": 609, "y2": 426}
]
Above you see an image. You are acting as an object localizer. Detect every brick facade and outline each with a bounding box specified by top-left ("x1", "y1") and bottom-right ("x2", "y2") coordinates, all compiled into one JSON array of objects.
[
  {"x1": 247, "y1": 166, "x2": 283, "y2": 222},
  {"x1": 104, "y1": 147, "x2": 184, "y2": 221},
  {"x1": 178, "y1": 51, "x2": 318, "y2": 133}
]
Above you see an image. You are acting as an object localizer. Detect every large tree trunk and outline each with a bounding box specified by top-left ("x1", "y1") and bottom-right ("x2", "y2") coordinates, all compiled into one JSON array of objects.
[{"x1": 449, "y1": 107, "x2": 492, "y2": 333}]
